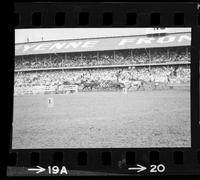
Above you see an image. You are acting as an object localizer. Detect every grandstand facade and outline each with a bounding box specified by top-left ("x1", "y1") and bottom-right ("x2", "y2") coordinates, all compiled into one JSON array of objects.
[{"x1": 14, "y1": 31, "x2": 191, "y2": 95}]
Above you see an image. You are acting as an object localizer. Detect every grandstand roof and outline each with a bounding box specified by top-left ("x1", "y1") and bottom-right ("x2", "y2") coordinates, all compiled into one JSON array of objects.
[{"x1": 15, "y1": 32, "x2": 191, "y2": 56}]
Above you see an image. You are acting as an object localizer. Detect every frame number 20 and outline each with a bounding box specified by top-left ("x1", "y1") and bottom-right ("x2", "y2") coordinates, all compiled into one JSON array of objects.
[{"x1": 150, "y1": 164, "x2": 165, "y2": 173}]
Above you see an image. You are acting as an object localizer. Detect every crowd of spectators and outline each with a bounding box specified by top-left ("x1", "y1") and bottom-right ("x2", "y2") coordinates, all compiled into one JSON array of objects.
[
  {"x1": 15, "y1": 47, "x2": 191, "y2": 70},
  {"x1": 14, "y1": 65, "x2": 190, "y2": 95}
]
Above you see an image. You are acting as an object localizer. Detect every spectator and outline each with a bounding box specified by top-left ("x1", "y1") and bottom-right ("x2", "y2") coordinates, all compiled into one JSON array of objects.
[
  {"x1": 15, "y1": 47, "x2": 190, "y2": 70},
  {"x1": 14, "y1": 65, "x2": 190, "y2": 95}
]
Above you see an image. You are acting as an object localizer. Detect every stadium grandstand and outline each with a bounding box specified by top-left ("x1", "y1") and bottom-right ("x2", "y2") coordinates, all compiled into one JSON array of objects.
[{"x1": 14, "y1": 30, "x2": 191, "y2": 95}]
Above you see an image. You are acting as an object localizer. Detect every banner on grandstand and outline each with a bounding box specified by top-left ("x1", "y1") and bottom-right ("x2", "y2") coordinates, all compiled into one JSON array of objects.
[{"x1": 15, "y1": 32, "x2": 191, "y2": 56}]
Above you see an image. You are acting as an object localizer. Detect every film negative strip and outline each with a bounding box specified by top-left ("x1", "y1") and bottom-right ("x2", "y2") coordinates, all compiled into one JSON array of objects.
[{"x1": 4, "y1": 2, "x2": 200, "y2": 177}]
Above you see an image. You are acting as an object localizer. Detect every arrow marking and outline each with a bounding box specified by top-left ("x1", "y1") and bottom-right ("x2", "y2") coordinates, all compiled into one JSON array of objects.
[
  {"x1": 28, "y1": 166, "x2": 46, "y2": 174},
  {"x1": 128, "y1": 164, "x2": 147, "y2": 173}
]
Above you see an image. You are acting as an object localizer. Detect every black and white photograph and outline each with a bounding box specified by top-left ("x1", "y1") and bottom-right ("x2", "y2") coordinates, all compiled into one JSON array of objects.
[{"x1": 13, "y1": 28, "x2": 191, "y2": 149}]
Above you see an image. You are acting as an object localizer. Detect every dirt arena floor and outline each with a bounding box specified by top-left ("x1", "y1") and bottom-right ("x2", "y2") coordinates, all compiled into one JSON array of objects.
[{"x1": 12, "y1": 88, "x2": 191, "y2": 149}]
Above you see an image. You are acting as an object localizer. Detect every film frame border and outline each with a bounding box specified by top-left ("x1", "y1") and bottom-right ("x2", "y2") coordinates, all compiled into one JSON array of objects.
[{"x1": 5, "y1": 2, "x2": 200, "y2": 176}]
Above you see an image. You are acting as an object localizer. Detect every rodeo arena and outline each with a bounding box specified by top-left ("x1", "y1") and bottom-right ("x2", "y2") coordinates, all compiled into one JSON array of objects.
[{"x1": 13, "y1": 29, "x2": 191, "y2": 149}]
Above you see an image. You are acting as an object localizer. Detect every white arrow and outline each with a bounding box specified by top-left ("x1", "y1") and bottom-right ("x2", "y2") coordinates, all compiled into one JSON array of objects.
[
  {"x1": 28, "y1": 166, "x2": 46, "y2": 174},
  {"x1": 128, "y1": 164, "x2": 147, "y2": 173}
]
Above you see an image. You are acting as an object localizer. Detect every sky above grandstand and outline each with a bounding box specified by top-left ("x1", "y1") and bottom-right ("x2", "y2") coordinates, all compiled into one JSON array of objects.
[{"x1": 15, "y1": 28, "x2": 191, "y2": 44}]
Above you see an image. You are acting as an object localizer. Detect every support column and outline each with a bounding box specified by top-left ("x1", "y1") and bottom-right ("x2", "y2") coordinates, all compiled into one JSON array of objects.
[
  {"x1": 186, "y1": 47, "x2": 188, "y2": 58},
  {"x1": 65, "y1": 53, "x2": 67, "y2": 66},
  {"x1": 149, "y1": 49, "x2": 151, "y2": 63},
  {"x1": 35, "y1": 55, "x2": 37, "y2": 68},
  {"x1": 19, "y1": 56, "x2": 22, "y2": 69},
  {"x1": 22, "y1": 56, "x2": 24, "y2": 69},
  {"x1": 97, "y1": 51, "x2": 99, "y2": 61},
  {"x1": 149, "y1": 49, "x2": 151, "y2": 71},
  {"x1": 167, "y1": 48, "x2": 170, "y2": 59},
  {"x1": 81, "y1": 52, "x2": 83, "y2": 60},
  {"x1": 61, "y1": 54, "x2": 63, "y2": 67}
]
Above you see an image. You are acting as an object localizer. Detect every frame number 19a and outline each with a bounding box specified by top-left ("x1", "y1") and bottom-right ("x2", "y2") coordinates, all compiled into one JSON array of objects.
[{"x1": 48, "y1": 166, "x2": 68, "y2": 175}]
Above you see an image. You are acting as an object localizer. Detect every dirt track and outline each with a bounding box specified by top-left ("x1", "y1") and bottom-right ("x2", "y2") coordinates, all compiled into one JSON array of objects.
[{"x1": 12, "y1": 89, "x2": 191, "y2": 149}]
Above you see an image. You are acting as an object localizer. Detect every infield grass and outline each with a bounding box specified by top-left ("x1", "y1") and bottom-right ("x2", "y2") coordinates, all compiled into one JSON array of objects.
[{"x1": 12, "y1": 89, "x2": 191, "y2": 149}]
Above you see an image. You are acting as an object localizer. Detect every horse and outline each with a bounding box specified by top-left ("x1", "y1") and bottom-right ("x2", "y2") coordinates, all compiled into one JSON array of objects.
[
  {"x1": 81, "y1": 80, "x2": 100, "y2": 91},
  {"x1": 127, "y1": 78, "x2": 147, "y2": 91},
  {"x1": 63, "y1": 80, "x2": 81, "y2": 86},
  {"x1": 62, "y1": 80, "x2": 72, "y2": 85},
  {"x1": 108, "y1": 81, "x2": 126, "y2": 91}
]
